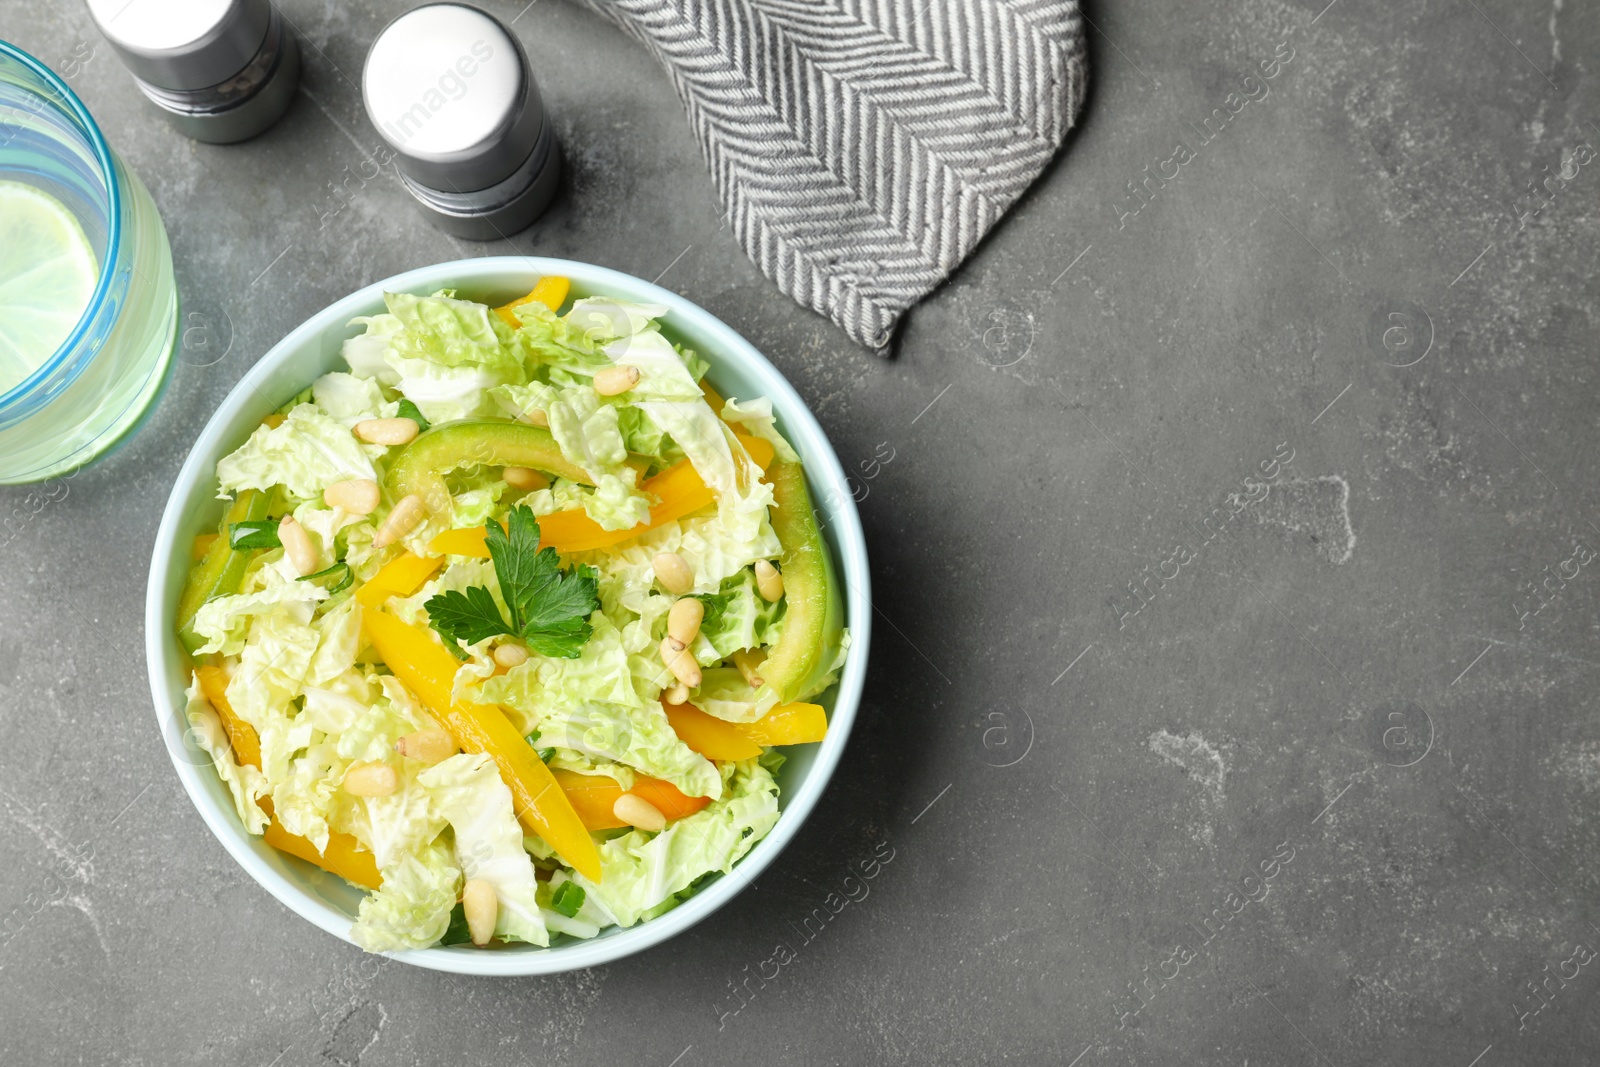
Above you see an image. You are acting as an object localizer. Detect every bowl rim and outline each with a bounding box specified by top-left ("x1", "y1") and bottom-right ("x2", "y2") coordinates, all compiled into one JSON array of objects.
[{"x1": 144, "y1": 256, "x2": 871, "y2": 976}]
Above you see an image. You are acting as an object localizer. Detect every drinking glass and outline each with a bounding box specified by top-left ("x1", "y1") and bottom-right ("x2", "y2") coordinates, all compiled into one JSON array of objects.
[{"x1": 0, "y1": 40, "x2": 178, "y2": 484}]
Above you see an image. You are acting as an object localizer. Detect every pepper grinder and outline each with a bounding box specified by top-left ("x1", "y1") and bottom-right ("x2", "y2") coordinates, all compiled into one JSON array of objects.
[
  {"x1": 362, "y1": 3, "x2": 560, "y2": 240},
  {"x1": 87, "y1": 0, "x2": 300, "y2": 144}
]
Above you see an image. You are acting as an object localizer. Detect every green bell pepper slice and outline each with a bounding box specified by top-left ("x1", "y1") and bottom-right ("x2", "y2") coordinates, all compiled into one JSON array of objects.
[
  {"x1": 176, "y1": 487, "x2": 273, "y2": 653},
  {"x1": 754, "y1": 455, "x2": 843, "y2": 706},
  {"x1": 383, "y1": 418, "x2": 595, "y2": 521}
]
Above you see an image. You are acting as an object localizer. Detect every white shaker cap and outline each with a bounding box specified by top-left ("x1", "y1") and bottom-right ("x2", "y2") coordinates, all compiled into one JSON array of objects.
[
  {"x1": 362, "y1": 3, "x2": 544, "y2": 193},
  {"x1": 88, "y1": 0, "x2": 271, "y2": 91}
]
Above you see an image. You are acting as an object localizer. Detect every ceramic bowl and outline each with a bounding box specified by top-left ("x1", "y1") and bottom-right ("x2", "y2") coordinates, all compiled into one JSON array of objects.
[{"x1": 144, "y1": 257, "x2": 870, "y2": 975}]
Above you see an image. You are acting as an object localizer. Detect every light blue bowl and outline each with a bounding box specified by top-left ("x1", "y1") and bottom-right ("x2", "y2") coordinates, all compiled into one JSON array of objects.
[{"x1": 144, "y1": 257, "x2": 871, "y2": 975}]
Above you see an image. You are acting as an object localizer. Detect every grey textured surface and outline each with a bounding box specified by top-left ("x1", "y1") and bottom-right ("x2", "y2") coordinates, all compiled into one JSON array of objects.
[{"x1": 2, "y1": 1, "x2": 1598, "y2": 1064}]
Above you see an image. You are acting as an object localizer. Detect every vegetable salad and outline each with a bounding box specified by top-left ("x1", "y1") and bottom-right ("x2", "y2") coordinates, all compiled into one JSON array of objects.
[{"x1": 178, "y1": 278, "x2": 847, "y2": 951}]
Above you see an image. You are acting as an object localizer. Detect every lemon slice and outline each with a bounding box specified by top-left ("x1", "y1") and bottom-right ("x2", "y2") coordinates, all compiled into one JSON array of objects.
[{"x1": 0, "y1": 180, "x2": 99, "y2": 393}]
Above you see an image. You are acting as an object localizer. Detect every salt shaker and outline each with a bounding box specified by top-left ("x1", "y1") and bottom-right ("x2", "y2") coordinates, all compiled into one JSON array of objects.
[
  {"x1": 87, "y1": 0, "x2": 300, "y2": 144},
  {"x1": 362, "y1": 3, "x2": 560, "y2": 240}
]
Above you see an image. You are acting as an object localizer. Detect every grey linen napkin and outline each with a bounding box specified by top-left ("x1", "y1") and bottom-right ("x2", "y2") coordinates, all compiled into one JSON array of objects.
[{"x1": 580, "y1": 0, "x2": 1089, "y2": 352}]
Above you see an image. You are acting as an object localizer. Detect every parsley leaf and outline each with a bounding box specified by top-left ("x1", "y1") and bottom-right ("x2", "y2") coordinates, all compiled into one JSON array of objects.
[
  {"x1": 425, "y1": 505, "x2": 599, "y2": 658},
  {"x1": 426, "y1": 585, "x2": 514, "y2": 646},
  {"x1": 485, "y1": 505, "x2": 543, "y2": 633},
  {"x1": 487, "y1": 505, "x2": 600, "y2": 657},
  {"x1": 517, "y1": 556, "x2": 600, "y2": 658}
]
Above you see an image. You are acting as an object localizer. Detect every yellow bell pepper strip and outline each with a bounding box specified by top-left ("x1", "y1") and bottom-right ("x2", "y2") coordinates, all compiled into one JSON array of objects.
[
  {"x1": 494, "y1": 275, "x2": 570, "y2": 326},
  {"x1": 550, "y1": 771, "x2": 629, "y2": 829},
  {"x1": 663, "y1": 701, "x2": 763, "y2": 762},
  {"x1": 700, "y1": 380, "x2": 727, "y2": 415},
  {"x1": 752, "y1": 454, "x2": 843, "y2": 705},
  {"x1": 734, "y1": 702, "x2": 828, "y2": 746},
  {"x1": 191, "y1": 533, "x2": 218, "y2": 561},
  {"x1": 516, "y1": 458, "x2": 719, "y2": 554},
  {"x1": 262, "y1": 820, "x2": 383, "y2": 890},
  {"x1": 429, "y1": 463, "x2": 695, "y2": 558},
  {"x1": 550, "y1": 770, "x2": 712, "y2": 830},
  {"x1": 506, "y1": 468, "x2": 552, "y2": 493},
  {"x1": 197, "y1": 664, "x2": 260, "y2": 766},
  {"x1": 355, "y1": 550, "x2": 444, "y2": 609},
  {"x1": 428, "y1": 525, "x2": 495, "y2": 558},
  {"x1": 262, "y1": 412, "x2": 285, "y2": 429},
  {"x1": 385, "y1": 418, "x2": 595, "y2": 529},
  {"x1": 176, "y1": 488, "x2": 273, "y2": 654},
  {"x1": 361, "y1": 607, "x2": 603, "y2": 882},
  {"x1": 737, "y1": 433, "x2": 776, "y2": 468},
  {"x1": 632, "y1": 776, "x2": 713, "y2": 820},
  {"x1": 427, "y1": 434, "x2": 777, "y2": 558},
  {"x1": 196, "y1": 665, "x2": 382, "y2": 889}
]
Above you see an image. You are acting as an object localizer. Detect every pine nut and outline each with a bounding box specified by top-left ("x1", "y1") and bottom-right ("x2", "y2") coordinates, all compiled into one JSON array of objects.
[
  {"x1": 660, "y1": 637, "x2": 701, "y2": 688},
  {"x1": 652, "y1": 552, "x2": 694, "y2": 596},
  {"x1": 662, "y1": 684, "x2": 690, "y2": 705},
  {"x1": 324, "y1": 478, "x2": 380, "y2": 515},
  {"x1": 353, "y1": 417, "x2": 420, "y2": 446},
  {"x1": 462, "y1": 878, "x2": 497, "y2": 946},
  {"x1": 493, "y1": 643, "x2": 529, "y2": 668},
  {"x1": 732, "y1": 648, "x2": 766, "y2": 688},
  {"x1": 502, "y1": 466, "x2": 548, "y2": 492},
  {"x1": 613, "y1": 793, "x2": 666, "y2": 832},
  {"x1": 372, "y1": 494, "x2": 425, "y2": 548},
  {"x1": 593, "y1": 365, "x2": 640, "y2": 396},
  {"x1": 278, "y1": 515, "x2": 317, "y2": 577},
  {"x1": 516, "y1": 406, "x2": 549, "y2": 428},
  {"x1": 667, "y1": 597, "x2": 703, "y2": 651},
  {"x1": 343, "y1": 761, "x2": 399, "y2": 797},
  {"x1": 754, "y1": 559, "x2": 784, "y2": 602},
  {"x1": 394, "y1": 728, "x2": 456, "y2": 764}
]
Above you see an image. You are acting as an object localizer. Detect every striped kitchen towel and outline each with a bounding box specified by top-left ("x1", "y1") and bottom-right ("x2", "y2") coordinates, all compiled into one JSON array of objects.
[{"x1": 581, "y1": 0, "x2": 1088, "y2": 352}]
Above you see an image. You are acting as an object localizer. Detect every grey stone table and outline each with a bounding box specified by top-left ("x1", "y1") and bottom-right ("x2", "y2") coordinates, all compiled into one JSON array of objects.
[{"x1": 3, "y1": 1, "x2": 1598, "y2": 1064}]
